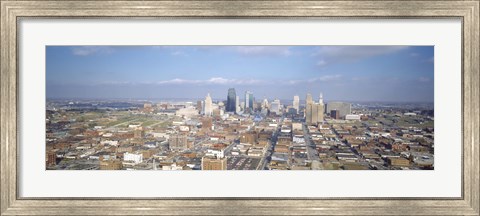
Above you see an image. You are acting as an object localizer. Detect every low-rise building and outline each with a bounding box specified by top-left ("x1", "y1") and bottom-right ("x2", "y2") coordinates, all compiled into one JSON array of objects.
[
  {"x1": 201, "y1": 156, "x2": 227, "y2": 170},
  {"x1": 123, "y1": 152, "x2": 143, "y2": 164}
]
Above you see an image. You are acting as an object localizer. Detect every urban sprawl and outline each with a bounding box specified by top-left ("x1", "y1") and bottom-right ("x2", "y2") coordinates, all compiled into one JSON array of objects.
[{"x1": 46, "y1": 89, "x2": 434, "y2": 170}]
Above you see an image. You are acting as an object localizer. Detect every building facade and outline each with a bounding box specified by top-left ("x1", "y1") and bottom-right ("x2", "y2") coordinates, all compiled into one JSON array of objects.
[
  {"x1": 201, "y1": 156, "x2": 228, "y2": 170},
  {"x1": 123, "y1": 152, "x2": 143, "y2": 164},
  {"x1": 293, "y1": 95, "x2": 300, "y2": 114},
  {"x1": 203, "y1": 93, "x2": 213, "y2": 116},
  {"x1": 305, "y1": 93, "x2": 325, "y2": 125},
  {"x1": 326, "y1": 102, "x2": 352, "y2": 119},
  {"x1": 100, "y1": 159, "x2": 123, "y2": 170},
  {"x1": 244, "y1": 91, "x2": 254, "y2": 112},
  {"x1": 169, "y1": 134, "x2": 188, "y2": 151},
  {"x1": 305, "y1": 93, "x2": 313, "y2": 106},
  {"x1": 270, "y1": 99, "x2": 281, "y2": 114},
  {"x1": 331, "y1": 110, "x2": 340, "y2": 119},
  {"x1": 226, "y1": 88, "x2": 236, "y2": 112}
]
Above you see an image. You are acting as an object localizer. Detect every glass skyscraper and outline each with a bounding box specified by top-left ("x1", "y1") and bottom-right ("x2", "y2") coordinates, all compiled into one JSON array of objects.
[
  {"x1": 226, "y1": 88, "x2": 236, "y2": 112},
  {"x1": 245, "y1": 91, "x2": 254, "y2": 111}
]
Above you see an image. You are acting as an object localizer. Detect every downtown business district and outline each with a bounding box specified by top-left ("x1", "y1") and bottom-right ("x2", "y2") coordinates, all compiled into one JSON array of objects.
[{"x1": 46, "y1": 89, "x2": 434, "y2": 170}]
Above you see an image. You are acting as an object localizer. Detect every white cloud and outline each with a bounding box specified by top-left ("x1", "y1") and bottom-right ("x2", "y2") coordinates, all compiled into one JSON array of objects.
[
  {"x1": 312, "y1": 46, "x2": 409, "y2": 65},
  {"x1": 207, "y1": 77, "x2": 229, "y2": 84},
  {"x1": 155, "y1": 77, "x2": 263, "y2": 85},
  {"x1": 285, "y1": 75, "x2": 342, "y2": 85},
  {"x1": 310, "y1": 75, "x2": 342, "y2": 82},
  {"x1": 156, "y1": 78, "x2": 198, "y2": 85},
  {"x1": 97, "y1": 75, "x2": 342, "y2": 87},
  {"x1": 71, "y1": 46, "x2": 115, "y2": 56},
  {"x1": 317, "y1": 60, "x2": 327, "y2": 66}
]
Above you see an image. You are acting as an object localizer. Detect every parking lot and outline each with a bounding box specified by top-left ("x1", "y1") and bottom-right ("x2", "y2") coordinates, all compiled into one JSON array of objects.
[{"x1": 227, "y1": 156, "x2": 261, "y2": 170}]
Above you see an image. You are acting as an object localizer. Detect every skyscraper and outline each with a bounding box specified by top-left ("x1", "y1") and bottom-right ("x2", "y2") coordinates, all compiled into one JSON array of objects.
[
  {"x1": 306, "y1": 93, "x2": 313, "y2": 106},
  {"x1": 235, "y1": 96, "x2": 241, "y2": 113},
  {"x1": 226, "y1": 88, "x2": 236, "y2": 112},
  {"x1": 305, "y1": 93, "x2": 313, "y2": 120},
  {"x1": 245, "y1": 91, "x2": 254, "y2": 112},
  {"x1": 270, "y1": 99, "x2": 281, "y2": 114},
  {"x1": 293, "y1": 95, "x2": 300, "y2": 114},
  {"x1": 203, "y1": 93, "x2": 213, "y2": 116},
  {"x1": 318, "y1": 92, "x2": 325, "y2": 122},
  {"x1": 262, "y1": 98, "x2": 269, "y2": 110},
  {"x1": 305, "y1": 92, "x2": 325, "y2": 125}
]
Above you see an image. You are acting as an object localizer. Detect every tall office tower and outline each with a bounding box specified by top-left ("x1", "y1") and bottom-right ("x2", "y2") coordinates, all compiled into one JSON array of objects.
[
  {"x1": 250, "y1": 94, "x2": 256, "y2": 111},
  {"x1": 306, "y1": 93, "x2": 313, "y2": 106},
  {"x1": 293, "y1": 95, "x2": 300, "y2": 114},
  {"x1": 245, "y1": 91, "x2": 250, "y2": 112},
  {"x1": 326, "y1": 102, "x2": 352, "y2": 119},
  {"x1": 203, "y1": 93, "x2": 213, "y2": 116},
  {"x1": 262, "y1": 98, "x2": 269, "y2": 110},
  {"x1": 311, "y1": 104, "x2": 318, "y2": 124},
  {"x1": 235, "y1": 96, "x2": 241, "y2": 113},
  {"x1": 250, "y1": 93, "x2": 254, "y2": 109},
  {"x1": 305, "y1": 93, "x2": 313, "y2": 121},
  {"x1": 245, "y1": 91, "x2": 254, "y2": 112},
  {"x1": 306, "y1": 103, "x2": 313, "y2": 124},
  {"x1": 270, "y1": 99, "x2": 281, "y2": 114},
  {"x1": 305, "y1": 93, "x2": 325, "y2": 125},
  {"x1": 226, "y1": 88, "x2": 236, "y2": 112},
  {"x1": 318, "y1": 92, "x2": 325, "y2": 122},
  {"x1": 306, "y1": 103, "x2": 325, "y2": 125}
]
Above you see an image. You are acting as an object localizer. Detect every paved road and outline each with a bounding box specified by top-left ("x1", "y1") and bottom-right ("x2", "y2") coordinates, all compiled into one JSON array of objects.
[
  {"x1": 257, "y1": 140, "x2": 273, "y2": 170},
  {"x1": 303, "y1": 123, "x2": 320, "y2": 161},
  {"x1": 223, "y1": 140, "x2": 238, "y2": 155},
  {"x1": 146, "y1": 117, "x2": 172, "y2": 127},
  {"x1": 106, "y1": 118, "x2": 140, "y2": 130},
  {"x1": 261, "y1": 124, "x2": 280, "y2": 170}
]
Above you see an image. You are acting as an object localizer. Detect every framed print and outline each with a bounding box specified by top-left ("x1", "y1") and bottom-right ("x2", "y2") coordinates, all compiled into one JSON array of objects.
[{"x1": 1, "y1": 0, "x2": 479, "y2": 215}]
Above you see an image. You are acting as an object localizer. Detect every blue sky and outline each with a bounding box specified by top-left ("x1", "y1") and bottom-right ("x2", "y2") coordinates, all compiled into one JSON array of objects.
[{"x1": 46, "y1": 46, "x2": 434, "y2": 102}]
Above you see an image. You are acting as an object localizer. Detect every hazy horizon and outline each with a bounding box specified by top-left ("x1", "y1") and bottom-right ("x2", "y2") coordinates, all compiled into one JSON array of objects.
[
  {"x1": 46, "y1": 96, "x2": 434, "y2": 104},
  {"x1": 46, "y1": 45, "x2": 434, "y2": 103}
]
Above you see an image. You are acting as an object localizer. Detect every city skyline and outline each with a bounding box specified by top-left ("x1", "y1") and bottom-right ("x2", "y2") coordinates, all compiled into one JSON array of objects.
[{"x1": 47, "y1": 45, "x2": 434, "y2": 102}]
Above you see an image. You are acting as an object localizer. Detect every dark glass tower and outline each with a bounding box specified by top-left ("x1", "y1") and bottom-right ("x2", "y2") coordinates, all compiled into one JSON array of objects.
[
  {"x1": 244, "y1": 91, "x2": 254, "y2": 113},
  {"x1": 226, "y1": 88, "x2": 236, "y2": 112}
]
